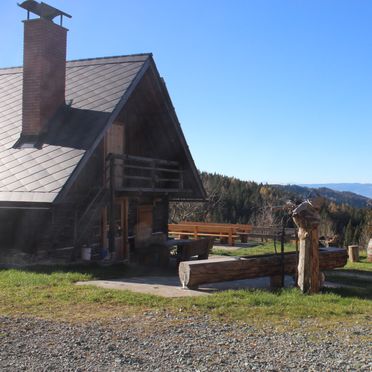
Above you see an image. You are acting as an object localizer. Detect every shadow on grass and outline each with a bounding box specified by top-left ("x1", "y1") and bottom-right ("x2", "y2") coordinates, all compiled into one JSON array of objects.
[
  {"x1": 333, "y1": 268, "x2": 372, "y2": 277},
  {"x1": 322, "y1": 286, "x2": 372, "y2": 300}
]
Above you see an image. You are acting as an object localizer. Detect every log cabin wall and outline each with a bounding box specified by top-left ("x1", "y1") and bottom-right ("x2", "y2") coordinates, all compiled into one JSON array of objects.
[
  {"x1": 0, "y1": 208, "x2": 50, "y2": 261},
  {"x1": 105, "y1": 123, "x2": 124, "y2": 155},
  {"x1": 128, "y1": 199, "x2": 139, "y2": 238},
  {"x1": 153, "y1": 197, "x2": 169, "y2": 235},
  {"x1": 35, "y1": 143, "x2": 105, "y2": 256},
  {"x1": 137, "y1": 204, "x2": 153, "y2": 243},
  {"x1": 127, "y1": 196, "x2": 169, "y2": 253},
  {"x1": 7, "y1": 126, "x2": 124, "y2": 261}
]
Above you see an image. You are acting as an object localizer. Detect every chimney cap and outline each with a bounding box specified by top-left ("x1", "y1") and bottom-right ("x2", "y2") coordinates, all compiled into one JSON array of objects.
[{"x1": 18, "y1": 1, "x2": 71, "y2": 24}]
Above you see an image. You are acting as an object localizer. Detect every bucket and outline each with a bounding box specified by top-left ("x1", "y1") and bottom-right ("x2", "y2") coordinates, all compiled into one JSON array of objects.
[
  {"x1": 81, "y1": 247, "x2": 91, "y2": 261},
  {"x1": 367, "y1": 239, "x2": 372, "y2": 263}
]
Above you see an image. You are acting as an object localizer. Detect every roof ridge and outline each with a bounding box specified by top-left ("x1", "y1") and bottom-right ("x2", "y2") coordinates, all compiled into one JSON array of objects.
[
  {"x1": 67, "y1": 53, "x2": 152, "y2": 63},
  {"x1": 0, "y1": 53, "x2": 153, "y2": 73}
]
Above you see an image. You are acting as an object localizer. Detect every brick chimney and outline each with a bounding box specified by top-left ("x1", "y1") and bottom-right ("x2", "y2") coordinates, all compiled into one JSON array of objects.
[{"x1": 16, "y1": 1, "x2": 71, "y2": 146}]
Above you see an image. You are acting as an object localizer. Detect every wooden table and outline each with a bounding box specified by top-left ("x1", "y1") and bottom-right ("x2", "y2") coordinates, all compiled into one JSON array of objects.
[{"x1": 165, "y1": 239, "x2": 210, "y2": 263}]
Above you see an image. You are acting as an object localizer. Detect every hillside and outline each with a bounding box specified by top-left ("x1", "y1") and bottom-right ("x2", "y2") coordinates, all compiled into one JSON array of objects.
[
  {"x1": 274, "y1": 184, "x2": 372, "y2": 209},
  {"x1": 171, "y1": 172, "x2": 372, "y2": 247}
]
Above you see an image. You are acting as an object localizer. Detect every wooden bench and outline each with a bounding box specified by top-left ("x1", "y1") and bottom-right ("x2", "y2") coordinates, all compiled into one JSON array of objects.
[
  {"x1": 168, "y1": 222, "x2": 252, "y2": 246},
  {"x1": 136, "y1": 234, "x2": 212, "y2": 267}
]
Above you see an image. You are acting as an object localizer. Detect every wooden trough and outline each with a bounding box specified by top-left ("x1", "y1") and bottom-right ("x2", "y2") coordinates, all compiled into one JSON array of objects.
[{"x1": 178, "y1": 247, "x2": 347, "y2": 289}]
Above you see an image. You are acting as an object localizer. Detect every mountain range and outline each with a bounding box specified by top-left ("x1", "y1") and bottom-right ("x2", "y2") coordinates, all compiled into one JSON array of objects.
[
  {"x1": 300, "y1": 183, "x2": 372, "y2": 199},
  {"x1": 274, "y1": 183, "x2": 372, "y2": 209}
]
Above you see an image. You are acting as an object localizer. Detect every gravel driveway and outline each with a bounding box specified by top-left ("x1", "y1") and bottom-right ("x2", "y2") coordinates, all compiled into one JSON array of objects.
[{"x1": 0, "y1": 314, "x2": 370, "y2": 371}]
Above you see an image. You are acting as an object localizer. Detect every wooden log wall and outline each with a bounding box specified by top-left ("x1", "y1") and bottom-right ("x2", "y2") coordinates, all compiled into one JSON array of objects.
[
  {"x1": 128, "y1": 199, "x2": 139, "y2": 237},
  {"x1": 0, "y1": 208, "x2": 50, "y2": 256},
  {"x1": 153, "y1": 197, "x2": 169, "y2": 234}
]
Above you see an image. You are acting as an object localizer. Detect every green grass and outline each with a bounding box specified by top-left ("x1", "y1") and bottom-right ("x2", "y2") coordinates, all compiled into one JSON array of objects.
[
  {"x1": 212, "y1": 241, "x2": 296, "y2": 257},
  {"x1": 0, "y1": 262, "x2": 371, "y2": 329},
  {"x1": 343, "y1": 254, "x2": 372, "y2": 272}
]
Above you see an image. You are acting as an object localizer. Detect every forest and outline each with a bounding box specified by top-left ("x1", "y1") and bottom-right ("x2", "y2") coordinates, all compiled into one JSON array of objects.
[{"x1": 170, "y1": 172, "x2": 372, "y2": 249}]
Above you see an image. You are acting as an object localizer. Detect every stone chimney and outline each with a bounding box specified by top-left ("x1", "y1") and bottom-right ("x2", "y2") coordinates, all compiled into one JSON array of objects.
[{"x1": 16, "y1": 1, "x2": 71, "y2": 145}]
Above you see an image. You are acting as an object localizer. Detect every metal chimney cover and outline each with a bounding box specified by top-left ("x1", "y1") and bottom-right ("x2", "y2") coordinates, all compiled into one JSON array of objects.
[{"x1": 18, "y1": 1, "x2": 71, "y2": 21}]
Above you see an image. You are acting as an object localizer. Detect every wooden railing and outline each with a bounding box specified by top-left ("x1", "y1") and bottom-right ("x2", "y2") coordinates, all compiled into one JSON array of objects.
[
  {"x1": 106, "y1": 154, "x2": 189, "y2": 194},
  {"x1": 247, "y1": 226, "x2": 297, "y2": 240}
]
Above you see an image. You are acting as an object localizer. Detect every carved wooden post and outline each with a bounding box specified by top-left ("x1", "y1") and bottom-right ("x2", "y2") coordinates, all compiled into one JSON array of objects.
[{"x1": 292, "y1": 199, "x2": 322, "y2": 294}]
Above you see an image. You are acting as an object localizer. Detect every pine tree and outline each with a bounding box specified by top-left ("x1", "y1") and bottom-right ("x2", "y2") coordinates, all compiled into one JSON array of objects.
[
  {"x1": 353, "y1": 223, "x2": 362, "y2": 246},
  {"x1": 343, "y1": 220, "x2": 353, "y2": 247}
]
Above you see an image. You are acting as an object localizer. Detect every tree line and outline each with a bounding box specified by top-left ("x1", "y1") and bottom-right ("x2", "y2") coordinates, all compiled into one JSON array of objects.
[{"x1": 170, "y1": 172, "x2": 372, "y2": 249}]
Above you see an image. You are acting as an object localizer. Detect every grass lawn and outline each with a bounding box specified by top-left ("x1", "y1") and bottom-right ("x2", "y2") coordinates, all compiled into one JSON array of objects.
[
  {"x1": 0, "y1": 257, "x2": 371, "y2": 329},
  {"x1": 212, "y1": 241, "x2": 296, "y2": 257},
  {"x1": 344, "y1": 255, "x2": 372, "y2": 272}
]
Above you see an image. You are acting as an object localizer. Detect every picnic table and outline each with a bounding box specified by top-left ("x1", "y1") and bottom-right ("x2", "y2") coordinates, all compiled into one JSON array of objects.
[
  {"x1": 136, "y1": 235, "x2": 212, "y2": 267},
  {"x1": 165, "y1": 238, "x2": 212, "y2": 263}
]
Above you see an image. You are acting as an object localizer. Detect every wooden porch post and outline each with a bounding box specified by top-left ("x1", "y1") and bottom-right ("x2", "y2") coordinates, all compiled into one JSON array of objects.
[
  {"x1": 108, "y1": 155, "x2": 116, "y2": 254},
  {"x1": 292, "y1": 198, "x2": 322, "y2": 294}
]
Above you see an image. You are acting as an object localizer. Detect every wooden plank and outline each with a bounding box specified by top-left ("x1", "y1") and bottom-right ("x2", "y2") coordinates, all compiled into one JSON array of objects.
[
  {"x1": 242, "y1": 233, "x2": 281, "y2": 239},
  {"x1": 169, "y1": 224, "x2": 244, "y2": 234},
  {"x1": 180, "y1": 221, "x2": 252, "y2": 233},
  {"x1": 117, "y1": 187, "x2": 193, "y2": 193},
  {"x1": 112, "y1": 153, "x2": 179, "y2": 166},
  {"x1": 124, "y1": 164, "x2": 182, "y2": 174},
  {"x1": 169, "y1": 231, "x2": 238, "y2": 238},
  {"x1": 157, "y1": 178, "x2": 180, "y2": 183},
  {"x1": 124, "y1": 175, "x2": 153, "y2": 181}
]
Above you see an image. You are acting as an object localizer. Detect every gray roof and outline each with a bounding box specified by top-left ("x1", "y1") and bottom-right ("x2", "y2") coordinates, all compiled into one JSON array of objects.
[{"x1": 0, "y1": 54, "x2": 150, "y2": 204}]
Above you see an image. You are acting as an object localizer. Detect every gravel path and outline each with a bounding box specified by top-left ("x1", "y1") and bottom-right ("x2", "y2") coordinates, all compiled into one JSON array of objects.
[{"x1": 0, "y1": 314, "x2": 371, "y2": 371}]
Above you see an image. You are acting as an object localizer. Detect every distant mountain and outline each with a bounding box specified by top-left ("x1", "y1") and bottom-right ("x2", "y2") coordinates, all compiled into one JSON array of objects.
[
  {"x1": 300, "y1": 183, "x2": 372, "y2": 199},
  {"x1": 273, "y1": 184, "x2": 372, "y2": 209}
]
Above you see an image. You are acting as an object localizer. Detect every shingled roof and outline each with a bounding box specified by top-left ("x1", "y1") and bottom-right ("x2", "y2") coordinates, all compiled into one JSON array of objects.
[{"x1": 0, "y1": 54, "x2": 151, "y2": 204}]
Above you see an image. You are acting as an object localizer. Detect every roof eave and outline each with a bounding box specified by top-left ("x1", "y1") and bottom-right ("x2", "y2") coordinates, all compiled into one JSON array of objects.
[
  {"x1": 147, "y1": 58, "x2": 207, "y2": 200},
  {"x1": 0, "y1": 201, "x2": 51, "y2": 209}
]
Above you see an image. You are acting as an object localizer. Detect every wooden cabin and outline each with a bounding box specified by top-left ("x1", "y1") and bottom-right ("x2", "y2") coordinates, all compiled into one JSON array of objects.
[{"x1": 0, "y1": 1, "x2": 205, "y2": 264}]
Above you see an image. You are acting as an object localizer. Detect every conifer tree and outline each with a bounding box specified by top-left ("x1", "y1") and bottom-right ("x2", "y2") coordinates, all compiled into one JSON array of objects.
[{"x1": 343, "y1": 220, "x2": 354, "y2": 247}]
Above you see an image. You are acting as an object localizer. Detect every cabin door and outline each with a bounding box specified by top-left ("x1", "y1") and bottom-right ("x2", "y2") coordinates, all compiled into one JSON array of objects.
[{"x1": 136, "y1": 205, "x2": 153, "y2": 244}]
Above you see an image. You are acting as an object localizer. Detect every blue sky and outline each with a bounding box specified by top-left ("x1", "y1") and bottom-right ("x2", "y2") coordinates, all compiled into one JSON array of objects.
[{"x1": 1, "y1": 1, "x2": 372, "y2": 184}]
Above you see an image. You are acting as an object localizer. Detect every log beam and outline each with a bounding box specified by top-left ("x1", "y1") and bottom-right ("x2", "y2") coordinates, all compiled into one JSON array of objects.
[{"x1": 178, "y1": 247, "x2": 347, "y2": 289}]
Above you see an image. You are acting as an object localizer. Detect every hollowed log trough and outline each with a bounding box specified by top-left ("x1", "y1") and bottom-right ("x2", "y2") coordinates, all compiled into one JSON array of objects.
[{"x1": 179, "y1": 247, "x2": 347, "y2": 289}]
